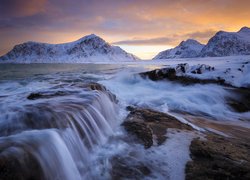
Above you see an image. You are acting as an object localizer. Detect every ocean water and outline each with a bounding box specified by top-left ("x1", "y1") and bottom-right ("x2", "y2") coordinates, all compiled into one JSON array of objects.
[{"x1": 0, "y1": 63, "x2": 249, "y2": 179}]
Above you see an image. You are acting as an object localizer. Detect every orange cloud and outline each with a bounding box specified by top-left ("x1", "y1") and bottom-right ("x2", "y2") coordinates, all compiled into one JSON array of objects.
[{"x1": 0, "y1": 0, "x2": 250, "y2": 58}]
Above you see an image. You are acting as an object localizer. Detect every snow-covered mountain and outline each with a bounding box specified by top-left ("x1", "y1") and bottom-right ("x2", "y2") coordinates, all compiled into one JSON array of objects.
[
  {"x1": 0, "y1": 34, "x2": 139, "y2": 63},
  {"x1": 153, "y1": 39, "x2": 204, "y2": 59},
  {"x1": 153, "y1": 27, "x2": 250, "y2": 60},
  {"x1": 200, "y1": 27, "x2": 250, "y2": 57}
]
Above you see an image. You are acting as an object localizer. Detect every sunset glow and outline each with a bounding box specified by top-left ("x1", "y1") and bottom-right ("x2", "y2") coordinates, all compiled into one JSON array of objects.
[{"x1": 0, "y1": 0, "x2": 249, "y2": 59}]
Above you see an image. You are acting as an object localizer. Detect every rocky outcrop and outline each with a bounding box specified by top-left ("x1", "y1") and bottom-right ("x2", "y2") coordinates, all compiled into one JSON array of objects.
[
  {"x1": 186, "y1": 133, "x2": 250, "y2": 180},
  {"x1": 226, "y1": 88, "x2": 250, "y2": 113},
  {"x1": 140, "y1": 66, "x2": 226, "y2": 86},
  {"x1": 0, "y1": 146, "x2": 44, "y2": 180},
  {"x1": 122, "y1": 107, "x2": 193, "y2": 148},
  {"x1": 121, "y1": 107, "x2": 250, "y2": 179},
  {"x1": 27, "y1": 82, "x2": 117, "y2": 102},
  {"x1": 0, "y1": 82, "x2": 118, "y2": 138},
  {"x1": 27, "y1": 91, "x2": 69, "y2": 100},
  {"x1": 110, "y1": 156, "x2": 151, "y2": 180}
]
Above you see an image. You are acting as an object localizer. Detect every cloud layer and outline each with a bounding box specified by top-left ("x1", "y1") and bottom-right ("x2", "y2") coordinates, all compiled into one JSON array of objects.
[{"x1": 0, "y1": 0, "x2": 249, "y2": 58}]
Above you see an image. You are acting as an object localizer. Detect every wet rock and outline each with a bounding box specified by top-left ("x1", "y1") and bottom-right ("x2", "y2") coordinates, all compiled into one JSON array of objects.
[
  {"x1": 27, "y1": 82, "x2": 118, "y2": 103},
  {"x1": 6, "y1": 83, "x2": 119, "y2": 137},
  {"x1": 86, "y1": 82, "x2": 107, "y2": 91},
  {"x1": 186, "y1": 133, "x2": 250, "y2": 180},
  {"x1": 27, "y1": 83, "x2": 107, "y2": 100},
  {"x1": 69, "y1": 82, "x2": 107, "y2": 92},
  {"x1": 140, "y1": 67, "x2": 176, "y2": 81},
  {"x1": 226, "y1": 88, "x2": 250, "y2": 112},
  {"x1": 110, "y1": 156, "x2": 151, "y2": 180},
  {"x1": 140, "y1": 68, "x2": 226, "y2": 86},
  {"x1": 0, "y1": 147, "x2": 44, "y2": 180},
  {"x1": 74, "y1": 82, "x2": 118, "y2": 103},
  {"x1": 27, "y1": 91, "x2": 69, "y2": 100},
  {"x1": 122, "y1": 108, "x2": 193, "y2": 148},
  {"x1": 123, "y1": 121, "x2": 153, "y2": 148}
]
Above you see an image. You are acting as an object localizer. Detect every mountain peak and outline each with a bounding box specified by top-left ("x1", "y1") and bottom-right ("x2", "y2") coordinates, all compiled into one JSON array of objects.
[
  {"x1": 180, "y1": 39, "x2": 202, "y2": 46},
  {"x1": 0, "y1": 34, "x2": 139, "y2": 63},
  {"x1": 201, "y1": 26, "x2": 250, "y2": 57},
  {"x1": 76, "y1": 34, "x2": 104, "y2": 42},
  {"x1": 238, "y1": 26, "x2": 250, "y2": 33},
  {"x1": 83, "y1": 34, "x2": 99, "y2": 39},
  {"x1": 153, "y1": 39, "x2": 204, "y2": 59}
]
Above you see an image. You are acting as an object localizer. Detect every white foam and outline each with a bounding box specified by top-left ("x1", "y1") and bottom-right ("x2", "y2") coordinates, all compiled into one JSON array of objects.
[{"x1": 100, "y1": 73, "x2": 248, "y2": 121}]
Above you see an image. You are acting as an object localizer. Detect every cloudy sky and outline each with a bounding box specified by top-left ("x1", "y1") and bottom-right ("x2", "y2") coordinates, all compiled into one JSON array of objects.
[{"x1": 0, "y1": 0, "x2": 249, "y2": 59}]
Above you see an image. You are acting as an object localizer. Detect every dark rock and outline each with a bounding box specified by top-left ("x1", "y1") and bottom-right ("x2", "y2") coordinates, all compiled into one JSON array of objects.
[
  {"x1": 27, "y1": 91, "x2": 68, "y2": 100},
  {"x1": 126, "y1": 106, "x2": 136, "y2": 111},
  {"x1": 123, "y1": 121, "x2": 153, "y2": 148},
  {"x1": 140, "y1": 68, "x2": 227, "y2": 86},
  {"x1": 110, "y1": 156, "x2": 151, "y2": 180},
  {"x1": 140, "y1": 67, "x2": 176, "y2": 81},
  {"x1": 226, "y1": 88, "x2": 250, "y2": 112},
  {"x1": 186, "y1": 133, "x2": 250, "y2": 180},
  {"x1": 85, "y1": 82, "x2": 118, "y2": 103},
  {"x1": 0, "y1": 147, "x2": 44, "y2": 180},
  {"x1": 27, "y1": 82, "x2": 118, "y2": 103},
  {"x1": 122, "y1": 108, "x2": 193, "y2": 148},
  {"x1": 86, "y1": 82, "x2": 107, "y2": 91}
]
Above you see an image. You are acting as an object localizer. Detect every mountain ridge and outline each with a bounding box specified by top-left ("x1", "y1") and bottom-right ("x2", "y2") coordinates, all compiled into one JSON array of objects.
[
  {"x1": 153, "y1": 39, "x2": 204, "y2": 59},
  {"x1": 153, "y1": 26, "x2": 250, "y2": 59},
  {"x1": 0, "y1": 34, "x2": 139, "y2": 63}
]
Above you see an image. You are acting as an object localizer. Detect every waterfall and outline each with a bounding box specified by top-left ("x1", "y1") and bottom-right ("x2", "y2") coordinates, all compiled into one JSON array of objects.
[{"x1": 0, "y1": 87, "x2": 119, "y2": 180}]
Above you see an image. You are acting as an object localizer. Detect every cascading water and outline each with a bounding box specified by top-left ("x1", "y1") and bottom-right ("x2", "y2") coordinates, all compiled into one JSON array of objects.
[
  {"x1": 0, "y1": 78, "x2": 120, "y2": 180},
  {"x1": 1, "y1": 63, "x2": 249, "y2": 180}
]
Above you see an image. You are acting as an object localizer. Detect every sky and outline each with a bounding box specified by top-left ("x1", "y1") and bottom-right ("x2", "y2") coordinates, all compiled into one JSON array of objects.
[{"x1": 0, "y1": 0, "x2": 249, "y2": 59}]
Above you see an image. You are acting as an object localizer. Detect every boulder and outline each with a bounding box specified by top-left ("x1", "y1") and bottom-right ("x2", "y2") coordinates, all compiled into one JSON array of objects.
[
  {"x1": 0, "y1": 147, "x2": 44, "y2": 180},
  {"x1": 186, "y1": 133, "x2": 250, "y2": 180},
  {"x1": 110, "y1": 156, "x2": 151, "y2": 180},
  {"x1": 122, "y1": 107, "x2": 193, "y2": 148}
]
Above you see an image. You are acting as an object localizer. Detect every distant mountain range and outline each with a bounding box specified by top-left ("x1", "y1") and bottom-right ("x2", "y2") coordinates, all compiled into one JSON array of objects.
[
  {"x1": 153, "y1": 27, "x2": 250, "y2": 59},
  {"x1": 0, "y1": 34, "x2": 139, "y2": 63},
  {"x1": 1, "y1": 27, "x2": 250, "y2": 63}
]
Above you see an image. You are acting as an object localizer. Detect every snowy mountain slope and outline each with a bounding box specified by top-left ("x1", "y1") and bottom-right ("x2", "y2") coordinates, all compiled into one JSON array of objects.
[
  {"x1": 200, "y1": 27, "x2": 250, "y2": 57},
  {"x1": 153, "y1": 39, "x2": 205, "y2": 59},
  {"x1": 0, "y1": 34, "x2": 139, "y2": 63}
]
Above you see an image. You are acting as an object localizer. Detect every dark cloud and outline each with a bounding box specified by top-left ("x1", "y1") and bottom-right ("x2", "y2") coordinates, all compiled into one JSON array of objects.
[
  {"x1": 0, "y1": 0, "x2": 47, "y2": 18},
  {"x1": 113, "y1": 29, "x2": 218, "y2": 46},
  {"x1": 113, "y1": 37, "x2": 173, "y2": 45},
  {"x1": 185, "y1": 30, "x2": 217, "y2": 39}
]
